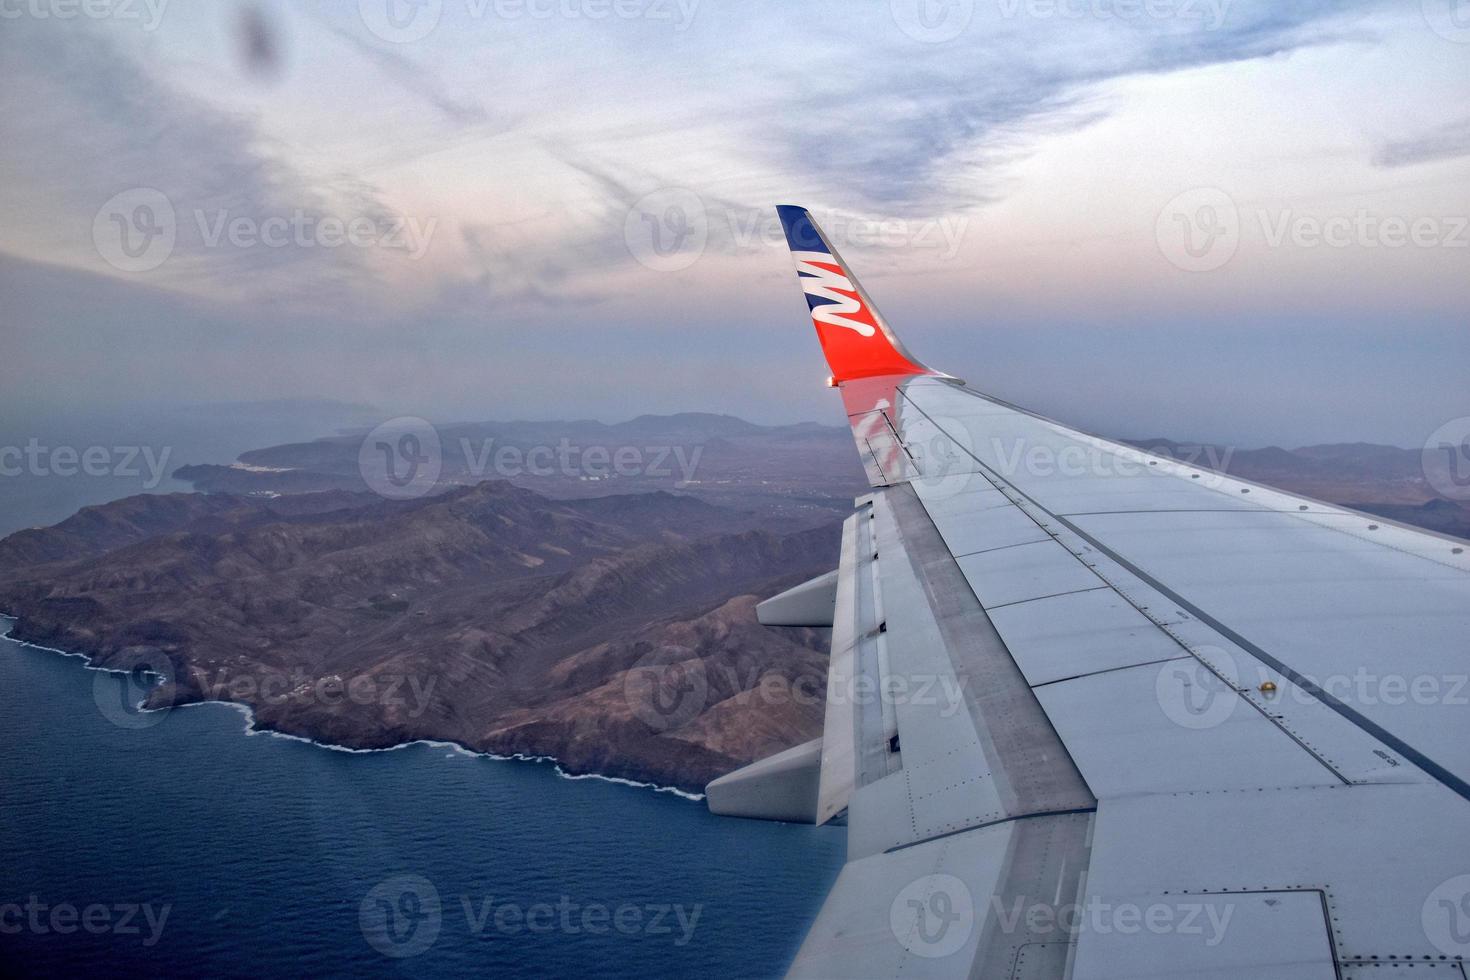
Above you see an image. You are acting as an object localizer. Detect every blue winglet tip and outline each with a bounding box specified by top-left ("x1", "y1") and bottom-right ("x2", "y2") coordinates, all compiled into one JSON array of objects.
[{"x1": 776, "y1": 205, "x2": 828, "y2": 254}]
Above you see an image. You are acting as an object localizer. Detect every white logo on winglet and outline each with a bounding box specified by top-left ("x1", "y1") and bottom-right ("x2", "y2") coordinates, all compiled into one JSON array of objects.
[{"x1": 791, "y1": 251, "x2": 877, "y2": 337}]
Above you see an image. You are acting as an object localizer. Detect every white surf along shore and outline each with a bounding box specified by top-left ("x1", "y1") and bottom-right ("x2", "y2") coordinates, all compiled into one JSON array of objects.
[{"x1": 0, "y1": 614, "x2": 705, "y2": 802}]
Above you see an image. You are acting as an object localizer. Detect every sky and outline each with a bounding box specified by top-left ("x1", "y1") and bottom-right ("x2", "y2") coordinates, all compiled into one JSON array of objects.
[{"x1": 1, "y1": 0, "x2": 1467, "y2": 447}]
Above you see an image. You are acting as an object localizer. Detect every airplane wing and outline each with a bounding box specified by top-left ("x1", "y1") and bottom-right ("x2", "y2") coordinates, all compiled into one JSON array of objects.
[{"x1": 704, "y1": 205, "x2": 1470, "y2": 979}]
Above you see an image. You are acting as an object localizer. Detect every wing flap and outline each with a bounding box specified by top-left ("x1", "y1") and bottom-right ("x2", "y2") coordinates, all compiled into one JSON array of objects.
[
  {"x1": 813, "y1": 508, "x2": 868, "y2": 825},
  {"x1": 704, "y1": 737, "x2": 822, "y2": 823}
]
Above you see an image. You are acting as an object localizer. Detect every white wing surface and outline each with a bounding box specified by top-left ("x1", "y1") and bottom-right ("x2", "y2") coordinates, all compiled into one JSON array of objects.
[{"x1": 705, "y1": 206, "x2": 1470, "y2": 980}]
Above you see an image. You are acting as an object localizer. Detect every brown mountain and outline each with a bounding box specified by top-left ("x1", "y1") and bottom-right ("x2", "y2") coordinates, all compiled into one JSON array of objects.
[{"x1": 0, "y1": 482, "x2": 839, "y2": 793}]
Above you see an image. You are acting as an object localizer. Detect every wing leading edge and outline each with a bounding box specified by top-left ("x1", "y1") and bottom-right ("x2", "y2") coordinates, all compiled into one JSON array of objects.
[{"x1": 706, "y1": 206, "x2": 1470, "y2": 980}]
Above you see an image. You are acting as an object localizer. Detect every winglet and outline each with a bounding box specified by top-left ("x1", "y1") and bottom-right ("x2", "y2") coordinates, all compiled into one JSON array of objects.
[{"x1": 776, "y1": 205, "x2": 937, "y2": 384}]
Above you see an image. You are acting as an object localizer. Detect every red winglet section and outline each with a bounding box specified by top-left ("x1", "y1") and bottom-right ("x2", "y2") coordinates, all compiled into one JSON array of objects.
[{"x1": 776, "y1": 205, "x2": 937, "y2": 384}]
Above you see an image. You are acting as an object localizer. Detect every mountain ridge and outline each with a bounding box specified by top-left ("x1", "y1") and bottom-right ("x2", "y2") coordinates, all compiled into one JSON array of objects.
[{"x1": 0, "y1": 480, "x2": 840, "y2": 792}]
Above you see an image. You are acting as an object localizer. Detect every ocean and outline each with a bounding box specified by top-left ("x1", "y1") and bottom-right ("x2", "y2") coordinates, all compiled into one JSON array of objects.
[
  {"x1": 0, "y1": 620, "x2": 844, "y2": 977},
  {"x1": 0, "y1": 400, "x2": 379, "y2": 538},
  {"x1": 0, "y1": 405, "x2": 844, "y2": 977}
]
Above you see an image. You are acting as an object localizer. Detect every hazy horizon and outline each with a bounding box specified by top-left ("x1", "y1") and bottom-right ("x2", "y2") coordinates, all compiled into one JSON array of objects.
[
  {"x1": 1, "y1": 394, "x2": 1459, "y2": 452},
  {"x1": 3, "y1": 0, "x2": 1468, "y2": 449}
]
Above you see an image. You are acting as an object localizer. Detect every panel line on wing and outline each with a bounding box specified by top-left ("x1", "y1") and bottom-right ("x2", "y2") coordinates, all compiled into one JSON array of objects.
[
  {"x1": 951, "y1": 538, "x2": 1054, "y2": 560},
  {"x1": 896, "y1": 387, "x2": 1362, "y2": 789},
  {"x1": 937, "y1": 382, "x2": 1470, "y2": 567},
  {"x1": 982, "y1": 585, "x2": 1113, "y2": 612},
  {"x1": 1050, "y1": 508, "x2": 1470, "y2": 804},
  {"x1": 881, "y1": 804, "x2": 1099, "y2": 855},
  {"x1": 898, "y1": 388, "x2": 1470, "y2": 801},
  {"x1": 1030, "y1": 655, "x2": 1192, "y2": 689},
  {"x1": 1057, "y1": 507, "x2": 1289, "y2": 516}
]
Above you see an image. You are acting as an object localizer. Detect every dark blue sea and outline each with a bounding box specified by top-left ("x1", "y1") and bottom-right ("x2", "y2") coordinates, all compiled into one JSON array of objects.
[
  {"x1": 0, "y1": 400, "x2": 380, "y2": 538},
  {"x1": 0, "y1": 620, "x2": 844, "y2": 977},
  {"x1": 0, "y1": 405, "x2": 844, "y2": 975}
]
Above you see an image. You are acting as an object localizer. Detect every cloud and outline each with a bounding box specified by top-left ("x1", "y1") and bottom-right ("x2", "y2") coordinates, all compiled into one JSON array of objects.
[
  {"x1": 0, "y1": 19, "x2": 425, "y2": 310},
  {"x1": 1, "y1": 0, "x2": 1462, "y2": 449},
  {"x1": 1374, "y1": 116, "x2": 1470, "y2": 168},
  {"x1": 323, "y1": 24, "x2": 493, "y2": 127},
  {"x1": 747, "y1": 0, "x2": 1386, "y2": 212}
]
